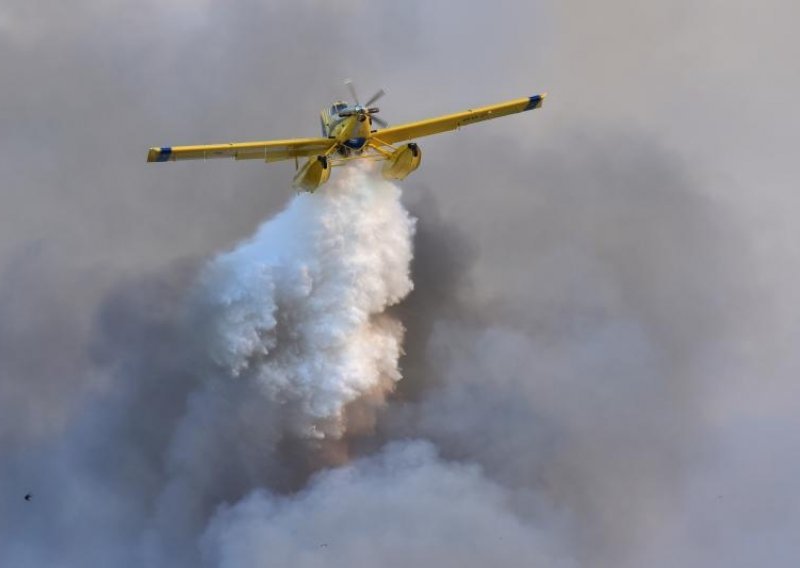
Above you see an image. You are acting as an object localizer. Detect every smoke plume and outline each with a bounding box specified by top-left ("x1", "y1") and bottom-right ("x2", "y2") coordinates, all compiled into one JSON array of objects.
[
  {"x1": 1, "y1": 165, "x2": 423, "y2": 566},
  {"x1": 0, "y1": 163, "x2": 581, "y2": 568},
  {"x1": 187, "y1": 163, "x2": 414, "y2": 436},
  {"x1": 141, "y1": 164, "x2": 419, "y2": 565}
]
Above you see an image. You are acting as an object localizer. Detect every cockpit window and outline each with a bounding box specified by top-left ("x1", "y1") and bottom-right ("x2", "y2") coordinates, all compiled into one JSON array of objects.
[{"x1": 331, "y1": 102, "x2": 348, "y2": 115}]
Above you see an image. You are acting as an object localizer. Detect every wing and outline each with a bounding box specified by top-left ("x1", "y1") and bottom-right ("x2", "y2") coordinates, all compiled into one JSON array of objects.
[
  {"x1": 372, "y1": 93, "x2": 546, "y2": 146},
  {"x1": 147, "y1": 137, "x2": 335, "y2": 163}
]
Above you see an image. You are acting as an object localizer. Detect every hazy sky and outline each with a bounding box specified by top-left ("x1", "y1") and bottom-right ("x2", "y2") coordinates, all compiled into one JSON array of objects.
[{"x1": 1, "y1": 1, "x2": 799, "y2": 567}]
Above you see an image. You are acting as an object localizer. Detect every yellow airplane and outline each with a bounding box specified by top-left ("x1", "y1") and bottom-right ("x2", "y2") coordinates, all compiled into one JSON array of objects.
[{"x1": 147, "y1": 82, "x2": 547, "y2": 192}]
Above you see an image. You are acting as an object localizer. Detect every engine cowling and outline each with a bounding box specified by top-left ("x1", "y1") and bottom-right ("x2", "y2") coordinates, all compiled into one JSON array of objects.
[
  {"x1": 382, "y1": 143, "x2": 421, "y2": 181},
  {"x1": 292, "y1": 155, "x2": 331, "y2": 192}
]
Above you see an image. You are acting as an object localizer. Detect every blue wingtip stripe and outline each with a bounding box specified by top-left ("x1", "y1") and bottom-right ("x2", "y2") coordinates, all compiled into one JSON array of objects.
[
  {"x1": 524, "y1": 95, "x2": 543, "y2": 111},
  {"x1": 156, "y1": 147, "x2": 172, "y2": 162}
]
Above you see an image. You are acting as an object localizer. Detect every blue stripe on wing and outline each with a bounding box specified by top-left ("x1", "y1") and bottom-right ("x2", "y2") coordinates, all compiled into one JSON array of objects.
[
  {"x1": 155, "y1": 147, "x2": 172, "y2": 162},
  {"x1": 524, "y1": 95, "x2": 544, "y2": 111}
]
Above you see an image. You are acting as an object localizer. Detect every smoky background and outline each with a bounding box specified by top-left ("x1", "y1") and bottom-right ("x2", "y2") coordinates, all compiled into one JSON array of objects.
[{"x1": 1, "y1": 1, "x2": 799, "y2": 567}]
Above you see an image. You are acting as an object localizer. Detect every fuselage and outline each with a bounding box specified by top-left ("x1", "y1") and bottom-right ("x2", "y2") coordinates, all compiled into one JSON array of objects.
[{"x1": 320, "y1": 101, "x2": 373, "y2": 154}]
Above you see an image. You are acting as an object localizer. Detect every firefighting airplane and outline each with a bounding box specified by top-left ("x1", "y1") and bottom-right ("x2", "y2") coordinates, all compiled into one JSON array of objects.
[{"x1": 147, "y1": 82, "x2": 547, "y2": 192}]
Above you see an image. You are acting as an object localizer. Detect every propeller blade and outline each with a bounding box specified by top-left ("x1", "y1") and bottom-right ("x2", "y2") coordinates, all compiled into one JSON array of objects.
[
  {"x1": 364, "y1": 89, "x2": 385, "y2": 107},
  {"x1": 371, "y1": 115, "x2": 388, "y2": 129},
  {"x1": 344, "y1": 79, "x2": 360, "y2": 105}
]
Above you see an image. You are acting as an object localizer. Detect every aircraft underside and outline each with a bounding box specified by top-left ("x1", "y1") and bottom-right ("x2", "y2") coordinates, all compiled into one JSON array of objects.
[{"x1": 292, "y1": 141, "x2": 422, "y2": 193}]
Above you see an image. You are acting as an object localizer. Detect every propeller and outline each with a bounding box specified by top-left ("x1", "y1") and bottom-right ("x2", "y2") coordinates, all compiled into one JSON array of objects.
[
  {"x1": 345, "y1": 79, "x2": 360, "y2": 105},
  {"x1": 342, "y1": 80, "x2": 388, "y2": 128},
  {"x1": 364, "y1": 89, "x2": 385, "y2": 107}
]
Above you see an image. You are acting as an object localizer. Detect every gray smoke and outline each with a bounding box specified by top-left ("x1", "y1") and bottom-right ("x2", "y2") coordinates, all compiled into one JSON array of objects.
[
  {"x1": 201, "y1": 441, "x2": 570, "y2": 568},
  {"x1": 0, "y1": 165, "x2": 573, "y2": 568}
]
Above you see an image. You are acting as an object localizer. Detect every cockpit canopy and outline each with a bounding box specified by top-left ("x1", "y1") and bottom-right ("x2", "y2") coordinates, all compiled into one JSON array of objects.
[{"x1": 330, "y1": 101, "x2": 348, "y2": 115}]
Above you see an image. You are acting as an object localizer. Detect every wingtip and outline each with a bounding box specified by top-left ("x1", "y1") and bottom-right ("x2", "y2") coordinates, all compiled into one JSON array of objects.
[
  {"x1": 147, "y1": 147, "x2": 172, "y2": 163},
  {"x1": 524, "y1": 92, "x2": 548, "y2": 111}
]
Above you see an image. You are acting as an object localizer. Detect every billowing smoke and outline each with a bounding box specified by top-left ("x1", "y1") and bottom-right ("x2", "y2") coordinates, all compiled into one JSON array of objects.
[
  {"x1": 200, "y1": 441, "x2": 567, "y2": 568},
  {"x1": 0, "y1": 165, "x2": 571, "y2": 567},
  {"x1": 187, "y1": 163, "x2": 414, "y2": 437},
  {"x1": 3, "y1": 141, "x2": 798, "y2": 566},
  {"x1": 136, "y1": 164, "x2": 420, "y2": 565}
]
